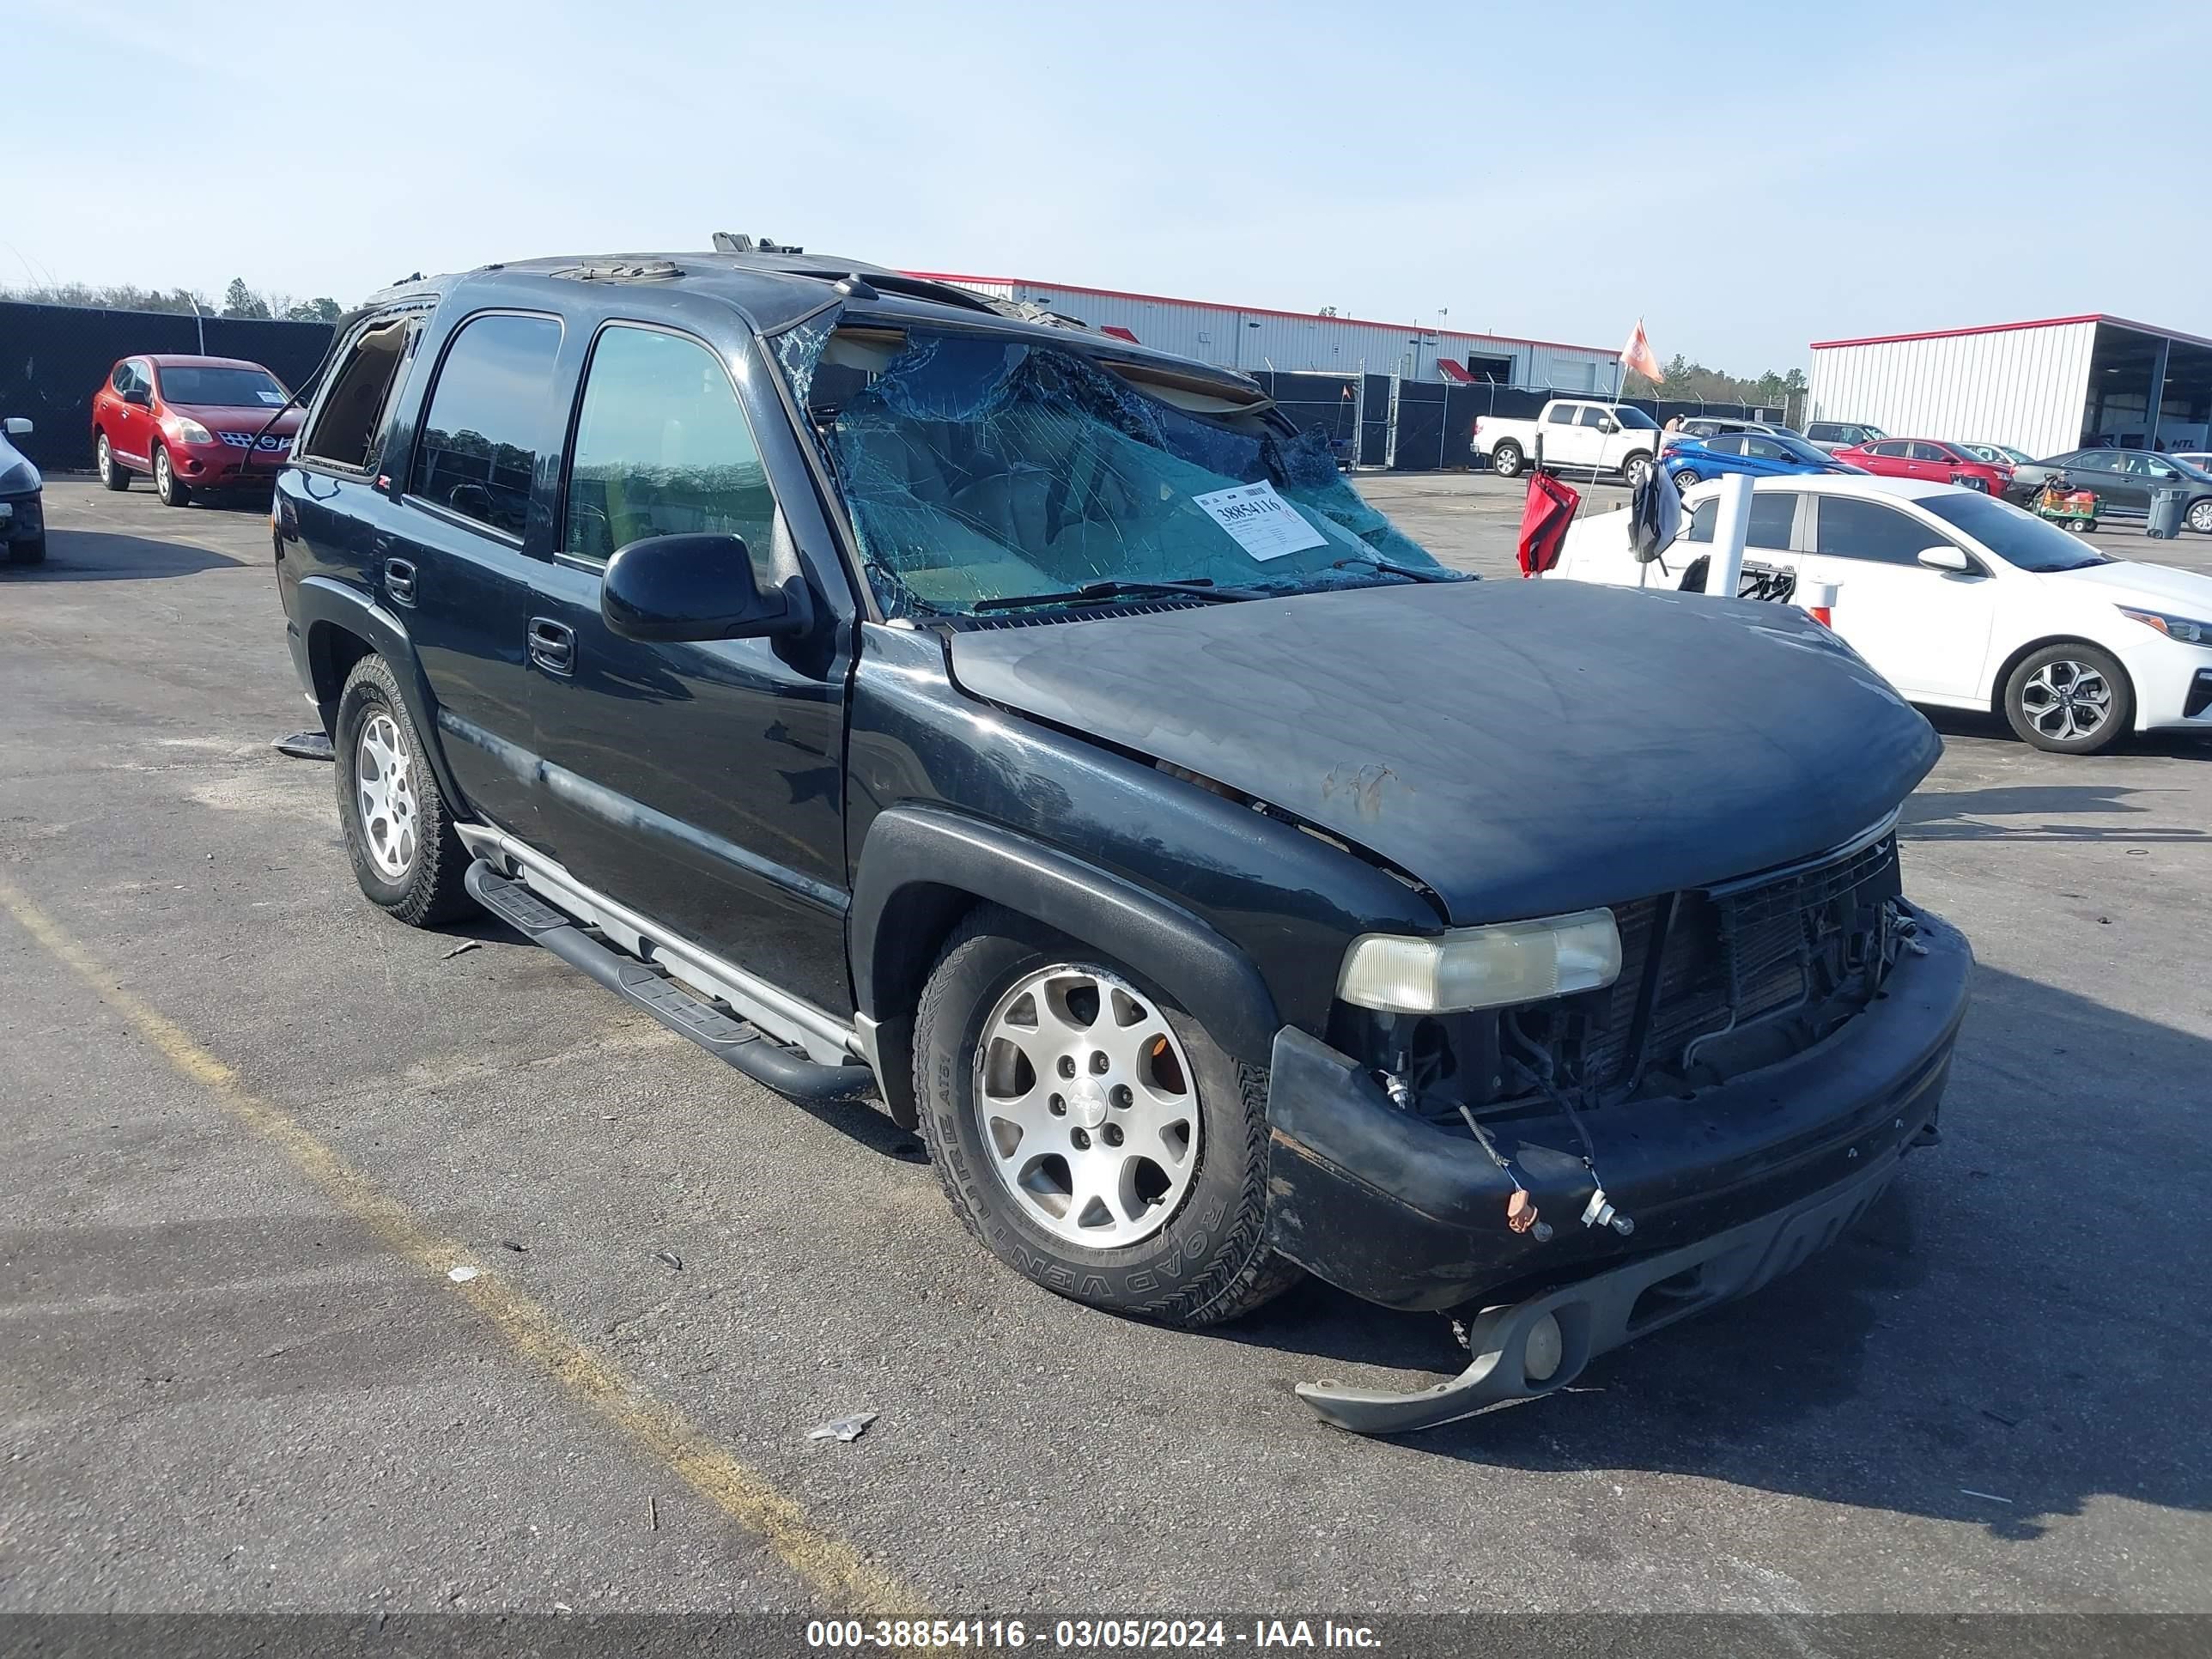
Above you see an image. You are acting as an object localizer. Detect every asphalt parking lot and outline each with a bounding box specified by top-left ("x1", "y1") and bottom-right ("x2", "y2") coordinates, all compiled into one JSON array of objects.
[{"x1": 4, "y1": 476, "x2": 2210, "y2": 1619}]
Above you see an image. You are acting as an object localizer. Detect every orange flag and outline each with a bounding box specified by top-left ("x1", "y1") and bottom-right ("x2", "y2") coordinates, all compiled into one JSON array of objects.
[{"x1": 1620, "y1": 319, "x2": 1662, "y2": 383}]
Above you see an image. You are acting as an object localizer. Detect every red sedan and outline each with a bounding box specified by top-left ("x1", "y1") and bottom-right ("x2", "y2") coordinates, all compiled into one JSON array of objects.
[
  {"x1": 91, "y1": 354, "x2": 302, "y2": 507},
  {"x1": 1829, "y1": 437, "x2": 2014, "y2": 497}
]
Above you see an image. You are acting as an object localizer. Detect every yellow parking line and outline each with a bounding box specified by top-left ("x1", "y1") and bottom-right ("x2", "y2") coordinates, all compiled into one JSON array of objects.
[{"x1": 0, "y1": 878, "x2": 928, "y2": 1619}]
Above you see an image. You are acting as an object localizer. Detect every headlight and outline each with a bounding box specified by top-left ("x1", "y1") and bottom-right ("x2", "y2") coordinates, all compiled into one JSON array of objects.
[
  {"x1": 172, "y1": 418, "x2": 215, "y2": 445},
  {"x1": 1338, "y1": 909, "x2": 1622, "y2": 1014},
  {"x1": 2119, "y1": 606, "x2": 2212, "y2": 646}
]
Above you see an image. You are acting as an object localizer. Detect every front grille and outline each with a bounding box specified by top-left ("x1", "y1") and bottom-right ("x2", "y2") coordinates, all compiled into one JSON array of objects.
[{"x1": 1580, "y1": 826, "x2": 1901, "y2": 1091}]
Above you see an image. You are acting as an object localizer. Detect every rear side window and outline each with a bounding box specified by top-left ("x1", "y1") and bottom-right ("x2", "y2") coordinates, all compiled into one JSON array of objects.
[
  {"x1": 410, "y1": 312, "x2": 563, "y2": 537},
  {"x1": 1747, "y1": 491, "x2": 1798, "y2": 548},
  {"x1": 560, "y1": 325, "x2": 778, "y2": 581},
  {"x1": 1814, "y1": 495, "x2": 1949, "y2": 565},
  {"x1": 1546, "y1": 405, "x2": 1577, "y2": 424},
  {"x1": 303, "y1": 318, "x2": 416, "y2": 471}
]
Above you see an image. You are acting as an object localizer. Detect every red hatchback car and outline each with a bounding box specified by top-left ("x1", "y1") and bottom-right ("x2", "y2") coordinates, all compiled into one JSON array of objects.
[
  {"x1": 1829, "y1": 437, "x2": 2014, "y2": 496},
  {"x1": 91, "y1": 354, "x2": 302, "y2": 507}
]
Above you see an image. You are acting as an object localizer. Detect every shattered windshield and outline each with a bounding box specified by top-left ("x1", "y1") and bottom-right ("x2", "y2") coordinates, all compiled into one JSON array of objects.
[{"x1": 779, "y1": 322, "x2": 1462, "y2": 618}]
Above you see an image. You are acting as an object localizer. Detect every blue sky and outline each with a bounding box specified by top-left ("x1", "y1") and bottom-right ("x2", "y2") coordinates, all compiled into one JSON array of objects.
[{"x1": 10, "y1": 0, "x2": 2209, "y2": 373}]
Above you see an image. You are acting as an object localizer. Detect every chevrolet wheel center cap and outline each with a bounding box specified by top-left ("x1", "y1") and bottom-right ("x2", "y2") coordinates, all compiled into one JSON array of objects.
[{"x1": 1066, "y1": 1076, "x2": 1110, "y2": 1129}]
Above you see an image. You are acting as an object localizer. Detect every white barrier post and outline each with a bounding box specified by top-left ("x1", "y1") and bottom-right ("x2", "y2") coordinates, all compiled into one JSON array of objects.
[{"x1": 1706, "y1": 471, "x2": 1753, "y2": 599}]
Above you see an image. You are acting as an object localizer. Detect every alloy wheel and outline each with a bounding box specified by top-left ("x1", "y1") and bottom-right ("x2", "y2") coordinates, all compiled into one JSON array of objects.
[
  {"x1": 2019, "y1": 659, "x2": 2112, "y2": 744},
  {"x1": 2190, "y1": 500, "x2": 2212, "y2": 535},
  {"x1": 97, "y1": 436, "x2": 112, "y2": 484},
  {"x1": 971, "y1": 963, "x2": 1200, "y2": 1249},
  {"x1": 355, "y1": 712, "x2": 421, "y2": 880}
]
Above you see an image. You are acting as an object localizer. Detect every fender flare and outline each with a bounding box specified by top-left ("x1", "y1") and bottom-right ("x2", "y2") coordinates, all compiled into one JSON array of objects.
[
  {"x1": 291, "y1": 574, "x2": 468, "y2": 811},
  {"x1": 848, "y1": 806, "x2": 1282, "y2": 1066}
]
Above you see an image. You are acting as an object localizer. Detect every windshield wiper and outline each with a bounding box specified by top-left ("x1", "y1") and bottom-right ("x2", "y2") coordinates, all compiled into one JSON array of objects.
[
  {"x1": 969, "y1": 578, "x2": 1260, "y2": 612},
  {"x1": 1334, "y1": 554, "x2": 1455, "y2": 584}
]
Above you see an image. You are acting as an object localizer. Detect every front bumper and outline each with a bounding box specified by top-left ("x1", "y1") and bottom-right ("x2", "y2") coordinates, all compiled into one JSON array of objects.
[
  {"x1": 1263, "y1": 905, "x2": 1972, "y2": 1315},
  {"x1": 171, "y1": 439, "x2": 292, "y2": 489},
  {"x1": 0, "y1": 490, "x2": 41, "y2": 546},
  {"x1": 2112, "y1": 631, "x2": 2212, "y2": 731}
]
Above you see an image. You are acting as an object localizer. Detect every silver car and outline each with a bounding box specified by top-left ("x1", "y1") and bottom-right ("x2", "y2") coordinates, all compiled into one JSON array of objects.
[{"x1": 0, "y1": 416, "x2": 44, "y2": 565}]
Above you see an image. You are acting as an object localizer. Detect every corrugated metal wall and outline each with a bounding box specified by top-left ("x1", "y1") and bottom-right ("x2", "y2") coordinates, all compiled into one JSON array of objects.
[
  {"x1": 920, "y1": 276, "x2": 1616, "y2": 388},
  {"x1": 1806, "y1": 322, "x2": 2095, "y2": 458}
]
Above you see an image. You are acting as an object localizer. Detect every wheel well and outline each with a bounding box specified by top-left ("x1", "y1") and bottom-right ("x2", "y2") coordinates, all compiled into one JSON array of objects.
[
  {"x1": 306, "y1": 621, "x2": 376, "y2": 732},
  {"x1": 857, "y1": 881, "x2": 981, "y2": 1128},
  {"x1": 1986, "y1": 635, "x2": 2135, "y2": 716}
]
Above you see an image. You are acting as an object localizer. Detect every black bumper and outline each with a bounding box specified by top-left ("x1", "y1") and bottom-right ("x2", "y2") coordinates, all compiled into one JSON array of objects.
[
  {"x1": 1263, "y1": 906, "x2": 1972, "y2": 1314},
  {"x1": 1, "y1": 489, "x2": 40, "y2": 546}
]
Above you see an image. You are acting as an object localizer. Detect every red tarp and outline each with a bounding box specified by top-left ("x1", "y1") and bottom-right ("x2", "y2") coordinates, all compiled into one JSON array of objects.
[{"x1": 1516, "y1": 471, "x2": 1582, "y2": 576}]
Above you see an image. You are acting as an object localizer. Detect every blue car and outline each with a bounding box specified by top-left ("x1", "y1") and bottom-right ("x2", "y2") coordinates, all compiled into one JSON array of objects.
[{"x1": 1662, "y1": 430, "x2": 1868, "y2": 494}]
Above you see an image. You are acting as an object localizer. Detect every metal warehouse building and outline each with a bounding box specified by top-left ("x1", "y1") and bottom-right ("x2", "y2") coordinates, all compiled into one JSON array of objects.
[
  {"x1": 905, "y1": 271, "x2": 1620, "y2": 389},
  {"x1": 1808, "y1": 314, "x2": 2212, "y2": 459}
]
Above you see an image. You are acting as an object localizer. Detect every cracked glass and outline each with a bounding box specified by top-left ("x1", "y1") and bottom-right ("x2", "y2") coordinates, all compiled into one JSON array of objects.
[{"x1": 782, "y1": 326, "x2": 1462, "y2": 618}]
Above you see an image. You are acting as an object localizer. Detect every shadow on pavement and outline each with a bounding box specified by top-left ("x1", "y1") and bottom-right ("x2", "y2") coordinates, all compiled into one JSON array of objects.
[
  {"x1": 1901, "y1": 781, "x2": 2208, "y2": 842},
  {"x1": 6, "y1": 529, "x2": 246, "y2": 581},
  {"x1": 1209, "y1": 962, "x2": 2212, "y2": 1542}
]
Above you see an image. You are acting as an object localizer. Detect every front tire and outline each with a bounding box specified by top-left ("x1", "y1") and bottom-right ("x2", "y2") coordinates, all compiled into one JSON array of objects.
[
  {"x1": 1490, "y1": 441, "x2": 1524, "y2": 479},
  {"x1": 1621, "y1": 451, "x2": 1652, "y2": 489},
  {"x1": 333, "y1": 654, "x2": 474, "y2": 925},
  {"x1": 915, "y1": 907, "x2": 1299, "y2": 1328},
  {"x1": 2003, "y1": 642, "x2": 2131, "y2": 755},
  {"x1": 96, "y1": 434, "x2": 131, "y2": 490},
  {"x1": 153, "y1": 443, "x2": 191, "y2": 507},
  {"x1": 10, "y1": 534, "x2": 46, "y2": 566}
]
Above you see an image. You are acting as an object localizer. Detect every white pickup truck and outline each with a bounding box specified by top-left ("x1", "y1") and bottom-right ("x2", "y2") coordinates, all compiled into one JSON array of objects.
[{"x1": 1472, "y1": 398, "x2": 1662, "y2": 488}]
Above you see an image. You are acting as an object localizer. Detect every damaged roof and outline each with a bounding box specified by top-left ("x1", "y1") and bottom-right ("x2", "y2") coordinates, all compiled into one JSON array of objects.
[{"x1": 362, "y1": 250, "x2": 1267, "y2": 398}]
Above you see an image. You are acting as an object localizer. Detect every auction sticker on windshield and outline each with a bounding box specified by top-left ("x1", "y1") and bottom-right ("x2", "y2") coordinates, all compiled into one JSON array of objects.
[{"x1": 1191, "y1": 482, "x2": 1327, "y2": 561}]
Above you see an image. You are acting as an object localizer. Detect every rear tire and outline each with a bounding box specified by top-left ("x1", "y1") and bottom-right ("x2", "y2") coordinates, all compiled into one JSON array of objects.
[
  {"x1": 333, "y1": 654, "x2": 475, "y2": 926},
  {"x1": 914, "y1": 906, "x2": 1300, "y2": 1329},
  {"x1": 1490, "y1": 441, "x2": 1524, "y2": 479},
  {"x1": 2002, "y1": 642, "x2": 2131, "y2": 756},
  {"x1": 2188, "y1": 499, "x2": 2212, "y2": 535},
  {"x1": 1674, "y1": 467, "x2": 1701, "y2": 492},
  {"x1": 96, "y1": 434, "x2": 131, "y2": 490},
  {"x1": 153, "y1": 443, "x2": 191, "y2": 507}
]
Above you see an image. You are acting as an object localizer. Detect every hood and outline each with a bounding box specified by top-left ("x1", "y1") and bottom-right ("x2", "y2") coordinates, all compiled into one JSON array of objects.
[
  {"x1": 947, "y1": 580, "x2": 1939, "y2": 925},
  {"x1": 169, "y1": 402, "x2": 304, "y2": 434},
  {"x1": 2045, "y1": 558, "x2": 2212, "y2": 614}
]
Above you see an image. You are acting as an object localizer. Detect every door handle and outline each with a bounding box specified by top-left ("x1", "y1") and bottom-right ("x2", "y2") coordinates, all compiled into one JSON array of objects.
[
  {"x1": 528, "y1": 617, "x2": 575, "y2": 677},
  {"x1": 383, "y1": 556, "x2": 416, "y2": 607}
]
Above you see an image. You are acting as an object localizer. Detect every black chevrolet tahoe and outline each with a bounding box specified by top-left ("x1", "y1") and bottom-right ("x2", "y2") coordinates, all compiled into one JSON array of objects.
[{"x1": 272, "y1": 247, "x2": 1972, "y2": 1432}]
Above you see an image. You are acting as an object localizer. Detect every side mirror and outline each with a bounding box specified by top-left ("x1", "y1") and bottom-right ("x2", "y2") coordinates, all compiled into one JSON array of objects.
[
  {"x1": 601, "y1": 532, "x2": 811, "y2": 643},
  {"x1": 1917, "y1": 546, "x2": 1973, "y2": 574},
  {"x1": 3, "y1": 416, "x2": 30, "y2": 437},
  {"x1": 124, "y1": 388, "x2": 152, "y2": 408}
]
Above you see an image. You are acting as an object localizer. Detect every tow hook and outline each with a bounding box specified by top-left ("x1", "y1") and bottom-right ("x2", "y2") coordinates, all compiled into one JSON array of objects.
[{"x1": 1581, "y1": 1188, "x2": 1635, "y2": 1236}]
